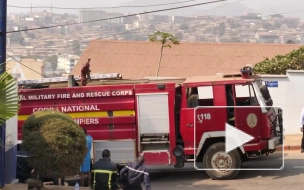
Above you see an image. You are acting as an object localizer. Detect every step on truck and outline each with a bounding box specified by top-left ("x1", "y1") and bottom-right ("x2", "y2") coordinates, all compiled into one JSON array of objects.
[{"x1": 17, "y1": 66, "x2": 283, "y2": 180}]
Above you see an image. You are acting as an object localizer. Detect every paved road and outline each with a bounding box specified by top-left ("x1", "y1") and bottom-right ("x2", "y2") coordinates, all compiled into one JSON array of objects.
[{"x1": 147, "y1": 151, "x2": 304, "y2": 190}]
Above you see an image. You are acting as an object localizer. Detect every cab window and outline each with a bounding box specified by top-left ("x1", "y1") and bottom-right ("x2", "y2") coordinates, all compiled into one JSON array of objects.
[
  {"x1": 234, "y1": 84, "x2": 258, "y2": 106},
  {"x1": 186, "y1": 86, "x2": 214, "y2": 108}
]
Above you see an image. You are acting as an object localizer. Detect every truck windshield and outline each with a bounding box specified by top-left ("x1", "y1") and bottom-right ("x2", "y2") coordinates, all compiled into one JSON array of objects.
[{"x1": 252, "y1": 80, "x2": 268, "y2": 113}]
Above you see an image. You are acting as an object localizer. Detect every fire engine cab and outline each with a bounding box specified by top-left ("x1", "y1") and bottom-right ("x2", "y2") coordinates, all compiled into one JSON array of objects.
[{"x1": 17, "y1": 66, "x2": 283, "y2": 180}]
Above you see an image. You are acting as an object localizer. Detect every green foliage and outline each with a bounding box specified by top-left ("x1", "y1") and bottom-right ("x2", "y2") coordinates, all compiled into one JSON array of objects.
[
  {"x1": 0, "y1": 71, "x2": 19, "y2": 125},
  {"x1": 149, "y1": 31, "x2": 180, "y2": 77},
  {"x1": 149, "y1": 31, "x2": 180, "y2": 47},
  {"x1": 253, "y1": 46, "x2": 304, "y2": 75},
  {"x1": 22, "y1": 110, "x2": 87, "y2": 178}
]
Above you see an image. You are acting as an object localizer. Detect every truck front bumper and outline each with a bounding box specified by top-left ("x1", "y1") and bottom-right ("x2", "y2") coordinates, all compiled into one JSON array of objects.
[
  {"x1": 244, "y1": 136, "x2": 281, "y2": 151},
  {"x1": 268, "y1": 136, "x2": 281, "y2": 150}
]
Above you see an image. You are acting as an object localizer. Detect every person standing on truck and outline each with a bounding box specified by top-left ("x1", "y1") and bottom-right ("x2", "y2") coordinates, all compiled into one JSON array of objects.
[
  {"x1": 80, "y1": 128, "x2": 93, "y2": 187},
  {"x1": 81, "y1": 58, "x2": 91, "y2": 86},
  {"x1": 120, "y1": 156, "x2": 151, "y2": 190},
  {"x1": 300, "y1": 108, "x2": 304, "y2": 153},
  {"x1": 91, "y1": 149, "x2": 119, "y2": 190}
]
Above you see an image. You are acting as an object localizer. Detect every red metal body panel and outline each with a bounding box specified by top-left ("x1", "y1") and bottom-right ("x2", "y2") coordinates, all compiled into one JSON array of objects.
[
  {"x1": 18, "y1": 85, "x2": 136, "y2": 142},
  {"x1": 234, "y1": 106, "x2": 262, "y2": 143},
  {"x1": 142, "y1": 152, "x2": 170, "y2": 165},
  {"x1": 134, "y1": 83, "x2": 177, "y2": 166}
]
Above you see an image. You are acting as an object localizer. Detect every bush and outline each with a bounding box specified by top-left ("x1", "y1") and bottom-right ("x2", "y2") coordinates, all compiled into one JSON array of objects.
[
  {"x1": 253, "y1": 46, "x2": 304, "y2": 75},
  {"x1": 22, "y1": 110, "x2": 87, "y2": 178}
]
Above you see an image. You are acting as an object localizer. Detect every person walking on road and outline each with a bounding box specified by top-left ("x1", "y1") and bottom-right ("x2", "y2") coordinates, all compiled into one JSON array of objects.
[
  {"x1": 80, "y1": 128, "x2": 93, "y2": 187},
  {"x1": 300, "y1": 108, "x2": 304, "y2": 153},
  {"x1": 120, "y1": 156, "x2": 151, "y2": 190},
  {"x1": 91, "y1": 149, "x2": 119, "y2": 190}
]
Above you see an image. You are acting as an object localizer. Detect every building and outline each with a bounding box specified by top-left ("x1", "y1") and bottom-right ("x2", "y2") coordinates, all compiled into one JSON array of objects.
[
  {"x1": 57, "y1": 54, "x2": 80, "y2": 74},
  {"x1": 60, "y1": 26, "x2": 71, "y2": 35},
  {"x1": 107, "y1": 12, "x2": 124, "y2": 24},
  {"x1": 79, "y1": 10, "x2": 107, "y2": 27},
  {"x1": 255, "y1": 32, "x2": 280, "y2": 43},
  {"x1": 72, "y1": 40, "x2": 301, "y2": 79},
  {"x1": 6, "y1": 57, "x2": 44, "y2": 80},
  {"x1": 123, "y1": 13, "x2": 138, "y2": 24}
]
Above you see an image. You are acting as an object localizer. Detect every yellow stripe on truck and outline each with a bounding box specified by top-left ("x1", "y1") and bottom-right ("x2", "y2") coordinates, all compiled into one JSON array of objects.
[{"x1": 18, "y1": 110, "x2": 135, "y2": 121}]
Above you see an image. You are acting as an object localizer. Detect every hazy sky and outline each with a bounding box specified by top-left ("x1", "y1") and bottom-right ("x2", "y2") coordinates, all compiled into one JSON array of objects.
[{"x1": 7, "y1": 0, "x2": 304, "y2": 17}]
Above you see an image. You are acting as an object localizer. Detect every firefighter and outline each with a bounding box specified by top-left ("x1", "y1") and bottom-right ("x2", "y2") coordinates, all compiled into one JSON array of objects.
[
  {"x1": 91, "y1": 149, "x2": 119, "y2": 190},
  {"x1": 120, "y1": 156, "x2": 151, "y2": 190},
  {"x1": 81, "y1": 58, "x2": 91, "y2": 86}
]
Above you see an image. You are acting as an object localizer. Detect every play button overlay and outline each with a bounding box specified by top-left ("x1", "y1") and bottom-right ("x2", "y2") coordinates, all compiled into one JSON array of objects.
[{"x1": 225, "y1": 123, "x2": 254, "y2": 153}]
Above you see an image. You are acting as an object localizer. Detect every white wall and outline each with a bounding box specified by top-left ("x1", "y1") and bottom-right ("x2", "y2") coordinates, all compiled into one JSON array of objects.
[
  {"x1": 197, "y1": 70, "x2": 304, "y2": 135},
  {"x1": 261, "y1": 70, "x2": 304, "y2": 135}
]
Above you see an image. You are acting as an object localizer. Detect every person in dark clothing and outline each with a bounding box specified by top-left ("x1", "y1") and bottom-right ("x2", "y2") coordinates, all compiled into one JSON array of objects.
[
  {"x1": 300, "y1": 108, "x2": 304, "y2": 153},
  {"x1": 91, "y1": 149, "x2": 119, "y2": 190},
  {"x1": 16, "y1": 151, "x2": 33, "y2": 183},
  {"x1": 120, "y1": 156, "x2": 151, "y2": 190}
]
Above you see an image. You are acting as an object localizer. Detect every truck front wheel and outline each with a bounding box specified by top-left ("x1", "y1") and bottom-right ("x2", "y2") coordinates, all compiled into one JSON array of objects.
[{"x1": 203, "y1": 142, "x2": 241, "y2": 180}]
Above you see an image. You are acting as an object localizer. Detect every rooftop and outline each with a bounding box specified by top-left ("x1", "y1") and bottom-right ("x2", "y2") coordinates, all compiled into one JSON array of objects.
[{"x1": 72, "y1": 40, "x2": 302, "y2": 79}]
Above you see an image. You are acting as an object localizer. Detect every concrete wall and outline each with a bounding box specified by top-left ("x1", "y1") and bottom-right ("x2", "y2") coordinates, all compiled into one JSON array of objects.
[
  {"x1": 197, "y1": 70, "x2": 304, "y2": 135},
  {"x1": 261, "y1": 70, "x2": 304, "y2": 135}
]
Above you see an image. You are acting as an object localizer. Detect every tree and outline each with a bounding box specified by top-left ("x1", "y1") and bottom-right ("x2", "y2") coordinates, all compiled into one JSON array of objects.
[
  {"x1": 149, "y1": 31, "x2": 180, "y2": 77},
  {"x1": 22, "y1": 110, "x2": 87, "y2": 178},
  {"x1": 0, "y1": 72, "x2": 19, "y2": 147},
  {"x1": 0, "y1": 72, "x2": 19, "y2": 127},
  {"x1": 253, "y1": 46, "x2": 304, "y2": 75},
  {"x1": 262, "y1": 23, "x2": 275, "y2": 30}
]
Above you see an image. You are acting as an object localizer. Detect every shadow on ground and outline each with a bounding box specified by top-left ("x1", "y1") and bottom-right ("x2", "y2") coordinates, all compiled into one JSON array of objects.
[{"x1": 147, "y1": 152, "x2": 303, "y2": 189}]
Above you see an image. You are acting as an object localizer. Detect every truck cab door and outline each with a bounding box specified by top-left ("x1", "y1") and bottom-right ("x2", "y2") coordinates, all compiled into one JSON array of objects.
[
  {"x1": 180, "y1": 86, "x2": 216, "y2": 153},
  {"x1": 233, "y1": 84, "x2": 262, "y2": 143}
]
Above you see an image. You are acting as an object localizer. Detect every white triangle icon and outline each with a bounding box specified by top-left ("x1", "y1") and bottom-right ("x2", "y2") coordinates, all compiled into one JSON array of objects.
[{"x1": 225, "y1": 123, "x2": 254, "y2": 153}]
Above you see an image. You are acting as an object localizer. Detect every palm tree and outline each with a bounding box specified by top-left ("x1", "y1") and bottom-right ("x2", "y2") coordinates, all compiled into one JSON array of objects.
[
  {"x1": 149, "y1": 31, "x2": 180, "y2": 77},
  {"x1": 0, "y1": 71, "x2": 19, "y2": 129}
]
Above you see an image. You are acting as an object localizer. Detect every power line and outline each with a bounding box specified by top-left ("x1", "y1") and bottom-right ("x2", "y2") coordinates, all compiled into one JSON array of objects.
[
  {"x1": 6, "y1": 54, "x2": 47, "y2": 77},
  {"x1": 7, "y1": 0, "x2": 227, "y2": 33},
  {"x1": 8, "y1": 0, "x2": 199, "y2": 10}
]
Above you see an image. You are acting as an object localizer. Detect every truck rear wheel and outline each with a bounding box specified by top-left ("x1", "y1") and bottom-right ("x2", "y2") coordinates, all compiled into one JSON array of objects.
[{"x1": 203, "y1": 142, "x2": 241, "y2": 180}]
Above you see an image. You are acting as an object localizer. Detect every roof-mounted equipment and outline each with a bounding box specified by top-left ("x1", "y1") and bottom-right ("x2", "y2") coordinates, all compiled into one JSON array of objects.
[{"x1": 240, "y1": 65, "x2": 253, "y2": 79}]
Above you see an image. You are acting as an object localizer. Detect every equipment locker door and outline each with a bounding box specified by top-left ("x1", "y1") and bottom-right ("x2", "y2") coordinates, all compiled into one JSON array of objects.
[
  {"x1": 136, "y1": 93, "x2": 170, "y2": 135},
  {"x1": 136, "y1": 93, "x2": 171, "y2": 165}
]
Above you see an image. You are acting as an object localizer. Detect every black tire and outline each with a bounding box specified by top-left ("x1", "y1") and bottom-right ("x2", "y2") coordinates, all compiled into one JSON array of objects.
[
  {"x1": 203, "y1": 142, "x2": 241, "y2": 180},
  {"x1": 260, "y1": 85, "x2": 271, "y2": 100}
]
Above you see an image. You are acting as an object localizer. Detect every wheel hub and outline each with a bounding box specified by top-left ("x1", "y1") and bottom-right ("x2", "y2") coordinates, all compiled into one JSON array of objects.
[{"x1": 211, "y1": 151, "x2": 232, "y2": 172}]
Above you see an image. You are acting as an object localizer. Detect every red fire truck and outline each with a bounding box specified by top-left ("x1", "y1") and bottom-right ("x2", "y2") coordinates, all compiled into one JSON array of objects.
[{"x1": 17, "y1": 66, "x2": 283, "y2": 180}]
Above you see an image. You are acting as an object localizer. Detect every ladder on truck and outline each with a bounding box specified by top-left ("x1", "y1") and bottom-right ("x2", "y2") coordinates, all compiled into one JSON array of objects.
[{"x1": 17, "y1": 73, "x2": 122, "y2": 87}]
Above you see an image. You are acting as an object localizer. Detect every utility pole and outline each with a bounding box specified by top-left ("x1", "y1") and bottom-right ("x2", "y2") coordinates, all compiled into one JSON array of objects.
[{"x1": 0, "y1": 0, "x2": 7, "y2": 187}]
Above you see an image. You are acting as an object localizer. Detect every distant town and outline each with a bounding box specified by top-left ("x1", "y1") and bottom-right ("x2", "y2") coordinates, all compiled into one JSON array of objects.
[{"x1": 6, "y1": 9, "x2": 304, "y2": 78}]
